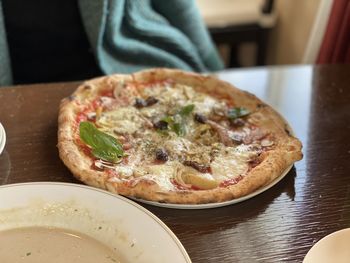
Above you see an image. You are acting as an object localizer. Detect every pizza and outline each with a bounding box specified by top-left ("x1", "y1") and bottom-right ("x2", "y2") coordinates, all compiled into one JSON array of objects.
[{"x1": 58, "y1": 68, "x2": 302, "y2": 204}]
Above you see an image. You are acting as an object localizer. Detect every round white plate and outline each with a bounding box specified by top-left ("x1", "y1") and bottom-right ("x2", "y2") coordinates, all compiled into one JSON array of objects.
[
  {"x1": 0, "y1": 182, "x2": 191, "y2": 263},
  {"x1": 303, "y1": 228, "x2": 350, "y2": 263},
  {"x1": 131, "y1": 165, "x2": 293, "y2": 209},
  {"x1": 0, "y1": 122, "x2": 5, "y2": 155}
]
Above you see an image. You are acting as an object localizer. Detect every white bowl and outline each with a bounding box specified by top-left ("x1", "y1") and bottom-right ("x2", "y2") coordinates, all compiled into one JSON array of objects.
[
  {"x1": 303, "y1": 228, "x2": 350, "y2": 263},
  {"x1": 0, "y1": 122, "x2": 5, "y2": 155},
  {"x1": 0, "y1": 182, "x2": 191, "y2": 263}
]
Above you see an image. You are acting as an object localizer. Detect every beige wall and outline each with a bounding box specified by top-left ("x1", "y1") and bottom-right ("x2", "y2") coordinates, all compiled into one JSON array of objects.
[{"x1": 268, "y1": 0, "x2": 321, "y2": 65}]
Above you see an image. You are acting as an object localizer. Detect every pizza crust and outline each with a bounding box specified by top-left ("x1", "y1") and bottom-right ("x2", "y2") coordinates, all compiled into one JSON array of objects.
[{"x1": 58, "y1": 68, "x2": 302, "y2": 204}]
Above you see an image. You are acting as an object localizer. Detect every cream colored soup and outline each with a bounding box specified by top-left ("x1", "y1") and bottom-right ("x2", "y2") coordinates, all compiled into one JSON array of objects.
[{"x1": 0, "y1": 227, "x2": 121, "y2": 263}]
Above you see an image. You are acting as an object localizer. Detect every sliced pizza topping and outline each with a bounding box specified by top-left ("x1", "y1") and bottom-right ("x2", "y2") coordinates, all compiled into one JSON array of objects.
[
  {"x1": 227, "y1": 107, "x2": 250, "y2": 120},
  {"x1": 230, "y1": 118, "x2": 245, "y2": 127},
  {"x1": 134, "y1": 96, "x2": 159, "y2": 108},
  {"x1": 206, "y1": 120, "x2": 229, "y2": 144},
  {"x1": 76, "y1": 80, "x2": 273, "y2": 191},
  {"x1": 183, "y1": 160, "x2": 211, "y2": 173},
  {"x1": 175, "y1": 166, "x2": 218, "y2": 190},
  {"x1": 96, "y1": 107, "x2": 148, "y2": 135},
  {"x1": 153, "y1": 104, "x2": 195, "y2": 136},
  {"x1": 145, "y1": 96, "x2": 159, "y2": 106},
  {"x1": 261, "y1": 139, "x2": 274, "y2": 147},
  {"x1": 155, "y1": 148, "x2": 169, "y2": 162},
  {"x1": 154, "y1": 120, "x2": 168, "y2": 130},
  {"x1": 134, "y1": 98, "x2": 147, "y2": 108},
  {"x1": 210, "y1": 145, "x2": 257, "y2": 182},
  {"x1": 194, "y1": 113, "x2": 207, "y2": 124}
]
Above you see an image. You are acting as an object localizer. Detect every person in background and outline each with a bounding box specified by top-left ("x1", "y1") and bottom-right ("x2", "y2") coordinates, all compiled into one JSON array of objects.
[{"x1": 0, "y1": 0, "x2": 223, "y2": 86}]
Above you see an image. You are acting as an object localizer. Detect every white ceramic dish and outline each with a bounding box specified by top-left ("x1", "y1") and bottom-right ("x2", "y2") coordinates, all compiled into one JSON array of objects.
[
  {"x1": 303, "y1": 228, "x2": 350, "y2": 263},
  {"x1": 0, "y1": 122, "x2": 5, "y2": 155},
  {"x1": 131, "y1": 165, "x2": 292, "y2": 209},
  {"x1": 0, "y1": 182, "x2": 191, "y2": 263}
]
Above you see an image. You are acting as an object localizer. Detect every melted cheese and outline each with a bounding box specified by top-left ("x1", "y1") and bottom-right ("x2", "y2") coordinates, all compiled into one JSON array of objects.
[
  {"x1": 97, "y1": 107, "x2": 144, "y2": 134},
  {"x1": 211, "y1": 145, "x2": 257, "y2": 182},
  {"x1": 192, "y1": 96, "x2": 219, "y2": 115},
  {"x1": 140, "y1": 106, "x2": 162, "y2": 118},
  {"x1": 114, "y1": 166, "x2": 134, "y2": 178},
  {"x1": 144, "y1": 163, "x2": 178, "y2": 191},
  {"x1": 163, "y1": 137, "x2": 190, "y2": 157},
  {"x1": 94, "y1": 82, "x2": 260, "y2": 190}
]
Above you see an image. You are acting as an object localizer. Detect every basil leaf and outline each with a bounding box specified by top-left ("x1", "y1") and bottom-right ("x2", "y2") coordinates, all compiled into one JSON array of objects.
[
  {"x1": 172, "y1": 122, "x2": 186, "y2": 136},
  {"x1": 161, "y1": 116, "x2": 174, "y2": 125},
  {"x1": 79, "y1": 121, "x2": 124, "y2": 163},
  {"x1": 179, "y1": 104, "x2": 195, "y2": 117},
  {"x1": 227, "y1": 107, "x2": 250, "y2": 120},
  {"x1": 156, "y1": 105, "x2": 194, "y2": 136},
  {"x1": 79, "y1": 121, "x2": 100, "y2": 149},
  {"x1": 158, "y1": 117, "x2": 185, "y2": 136},
  {"x1": 91, "y1": 148, "x2": 121, "y2": 163}
]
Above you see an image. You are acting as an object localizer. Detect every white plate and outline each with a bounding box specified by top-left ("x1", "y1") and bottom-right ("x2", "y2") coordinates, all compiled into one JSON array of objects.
[
  {"x1": 303, "y1": 228, "x2": 350, "y2": 263},
  {"x1": 131, "y1": 165, "x2": 293, "y2": 209},
  {"x1": 0, "y1": 122, "x2": 5, "y2": 155},
  {"x1": 0, "y1": 182, "x2": 191, "y2": 263}
]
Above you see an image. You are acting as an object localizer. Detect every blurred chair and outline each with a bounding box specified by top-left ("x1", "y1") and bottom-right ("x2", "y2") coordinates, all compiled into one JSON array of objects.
[{"x1": 196, "y1": 0, "x2": 276, "y2": 67}]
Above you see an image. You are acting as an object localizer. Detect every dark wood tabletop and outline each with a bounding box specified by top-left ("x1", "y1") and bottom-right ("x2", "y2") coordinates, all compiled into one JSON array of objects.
[{"x1": 1, "y1": 64, "x2": 350, "y2": 262}]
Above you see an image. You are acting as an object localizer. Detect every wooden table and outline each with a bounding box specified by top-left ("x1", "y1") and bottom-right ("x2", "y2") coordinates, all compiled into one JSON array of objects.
[{"x1": 1, "y1": 64, "x2": 350, "y2": 262}]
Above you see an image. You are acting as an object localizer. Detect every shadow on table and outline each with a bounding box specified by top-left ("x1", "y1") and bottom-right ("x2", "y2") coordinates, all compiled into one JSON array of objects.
[{"x1": 144, "y1": 167, "x2": 297, "y2": 234}]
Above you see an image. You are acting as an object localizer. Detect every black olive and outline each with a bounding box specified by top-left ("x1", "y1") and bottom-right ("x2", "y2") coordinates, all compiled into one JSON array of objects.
[
  {"x1": 145, "y1": 96, "x2": 159, "y2": 106},
  {"x1": 134, "y1": 98, "x2": 147, "y2": 108},
  {"x1": 183, "y1": 160, "x2": 211, "y2": 173},
  {"x1": 154, "y1": 120, "x2": 168, "y2": 130},
  {"x1": 231, "y1": 118, "x2": 245, "y2": 127},
  {"x1": 194, "y1": 113, "x2": 207, "y2": 124},
  {"x1": 155, "y1": 149, "x2": 168, "y2": 162}
]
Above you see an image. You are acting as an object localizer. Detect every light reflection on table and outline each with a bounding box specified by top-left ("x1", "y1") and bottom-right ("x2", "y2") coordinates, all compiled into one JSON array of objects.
[
  {"x1": 217, "y1": 66, "x2": 313, "y2": 260},
  {"x1": 217, "y1": 65, "x2": 311, "y2": 146}
]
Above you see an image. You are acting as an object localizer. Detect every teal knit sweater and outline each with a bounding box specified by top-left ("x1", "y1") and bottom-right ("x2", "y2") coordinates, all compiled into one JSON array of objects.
[{"x1": 0, "y1": 0, "x2": 223, "y2": 86}]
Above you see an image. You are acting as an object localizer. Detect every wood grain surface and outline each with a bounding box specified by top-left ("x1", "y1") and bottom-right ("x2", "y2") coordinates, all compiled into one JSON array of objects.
[{"x1": 1, "y1": 65, "x2": 350, "y2": 262}]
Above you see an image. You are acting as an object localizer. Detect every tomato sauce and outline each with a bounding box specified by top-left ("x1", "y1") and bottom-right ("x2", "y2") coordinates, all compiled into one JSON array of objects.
[
  {"x1": 170, "y1": 179, "x2": 189, "y2": 190},
  {"x1": 75, "y1": 112, "x2": 87, "y2": 124},
  {"x1": 99, "y1": 89, "x2": 114, "y2": 98},
  {"x1": 106, "y1": 169, "x2": 119, "y2": 178},
  {"x1": 219, "y1": 175, "x2": 243, "y2": 187}
]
